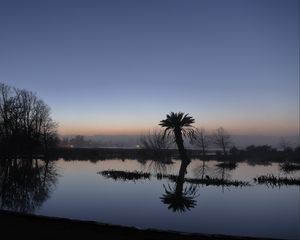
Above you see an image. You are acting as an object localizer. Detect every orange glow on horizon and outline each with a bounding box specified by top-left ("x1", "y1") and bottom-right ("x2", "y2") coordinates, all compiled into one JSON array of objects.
[
  {"x1": 58, "y1": 125, "x2": 146, "y2": 136},
  {"x1": 58, "y1": 120, "x2": 298, "y2": 136}
]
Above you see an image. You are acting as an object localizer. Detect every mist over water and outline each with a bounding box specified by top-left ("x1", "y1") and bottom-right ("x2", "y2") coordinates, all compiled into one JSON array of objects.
[{"x1": 61, "y1": 134, "x2": 299, "y2": 148}]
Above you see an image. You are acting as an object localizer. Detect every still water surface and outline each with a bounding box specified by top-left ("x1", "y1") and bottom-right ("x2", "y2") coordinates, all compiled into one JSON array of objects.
[{"x1": 1, "y1": 158, "x2": 299, "y2": 239}]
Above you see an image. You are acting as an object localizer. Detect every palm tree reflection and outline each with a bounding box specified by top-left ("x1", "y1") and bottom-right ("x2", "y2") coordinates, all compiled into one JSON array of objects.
[
  {"x1": 160, "y1": 160, "x2": 198, "y2": 212},
  {"x1": 0, "y1": 157, "x2": 58, "y2": 213}
]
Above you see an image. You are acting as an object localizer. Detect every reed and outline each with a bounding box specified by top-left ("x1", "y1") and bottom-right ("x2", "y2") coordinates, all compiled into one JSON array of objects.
[
  {"x1": 99, "y1": 170, "x2": 150, "y2": 181},
  {"x1": 98, "y1": 170, "x2": 250, "y2": 187},
  {"x1": 254, "y1": 174, "x2": 300, "y2": 186},
  {"x1": 280, "y1": 162, "x2": 300, "y2": 173}
]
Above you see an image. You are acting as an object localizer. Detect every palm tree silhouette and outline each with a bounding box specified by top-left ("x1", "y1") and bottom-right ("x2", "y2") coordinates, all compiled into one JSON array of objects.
[
  {"x1": 159, "y1": 112, "x2": 195, "y2": 163},
  {"x1": 160, "y1": 160, "x2": 198, "y2": 212}
]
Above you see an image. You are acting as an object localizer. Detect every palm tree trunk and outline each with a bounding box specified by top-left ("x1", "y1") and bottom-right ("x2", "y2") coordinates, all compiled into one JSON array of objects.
[
  {"x1": 175, "y1": 160, "x2": 189, "y2": 195},
  {"x1": 202, "y1": 145, "x2": 206, "y2": 156},
  {"x1": 174, "y1": 128, "x2": 190, "y2": 164}
]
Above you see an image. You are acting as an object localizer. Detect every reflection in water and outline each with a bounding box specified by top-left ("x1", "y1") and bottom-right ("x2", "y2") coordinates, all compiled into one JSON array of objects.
[
  {"x1": 213, "y1": 161, "x2": 237, "y2": 192},
  {"x1": 0, "y1": 158, "x2": 58, "y2": 213},
  {"x1": 160, "y1": 160, "x2": 198, "y2": 212},
  {"x1": 98, "y1": 169, "x2": 250, "y2": 186},
  {"x1": 161, "y1": 183, "x2": 197, "y2": 212},
  {"x1": 0, "y1": 158, "x2": 295, "y2": 239},
  {"x1": 214, "y1": 160, "x2": 238, "y2": 179},
  {"x1": 279, "y1": 162, "x2": 300, "y2": 173},
  {"x1": 139, "y1": 159, "x2": 174, "y2": 175},
  {"x1": 98, "y1": 159, "x2": 251, "y2": 212},
  {"x1": 193, "y1": 159, "x2": 210, "y2": 179},
  {"x1": 214, "y1": 164, "x2": 231, "y2": 180}
]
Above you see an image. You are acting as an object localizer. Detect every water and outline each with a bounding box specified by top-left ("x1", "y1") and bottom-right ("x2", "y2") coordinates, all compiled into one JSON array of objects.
[{"x1": 0, "y1": 158, "x2": 299, "y2": 239}]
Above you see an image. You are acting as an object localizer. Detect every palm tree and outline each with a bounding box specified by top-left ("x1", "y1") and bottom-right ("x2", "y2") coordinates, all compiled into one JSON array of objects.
[
  {"x1": 159, "y1": 112, "x2": 195, "y2": 162},
  {"x1": 160, "y1": 160, "x2": 198, "y2": 212}
]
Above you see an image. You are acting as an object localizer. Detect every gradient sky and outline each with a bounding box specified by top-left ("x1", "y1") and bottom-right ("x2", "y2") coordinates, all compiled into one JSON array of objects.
[{"x1": 0, "y1": 0, "x2": 299, "y2": 136}]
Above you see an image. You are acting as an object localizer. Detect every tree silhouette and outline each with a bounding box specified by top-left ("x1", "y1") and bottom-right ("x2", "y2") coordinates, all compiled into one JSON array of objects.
[
  {"x1": 0, "y1": 83, "x2": 58, "y2": 155},
  {"x1": 160, "y1": 160, "x2": 198, "y2": 212},
  {"x1": 213, "y1": 127, "x2": 232, "y2": 156},
  {"x1": 159, "y1": 112, "x2": 195, "y2": 163},
  {"x1": 193, "y1": 128, "x2": 210, "y2": 156},
  {"x1": 140, "y1": 129, "x2": 172, "y2": 151},
  {"x1": 159, "y1": 112, "x2": 197, "y2": 212},
  {"x1": 0, "y1": 157, "x2": 58, "y2": 213}
]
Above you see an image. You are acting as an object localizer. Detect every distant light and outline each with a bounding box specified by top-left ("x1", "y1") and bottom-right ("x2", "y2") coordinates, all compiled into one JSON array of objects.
[{"x1": 136, "y1": 145, "x2": 140, "y2": 149}]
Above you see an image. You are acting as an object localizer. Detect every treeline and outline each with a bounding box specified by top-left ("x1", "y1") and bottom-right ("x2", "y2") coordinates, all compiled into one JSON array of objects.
[
  {"x1": 43, "y1": 147, "x2": 175, "y2": 162},
  {"x1": 0, "y1": 83, "x2": 58, "y2": 155},
  {"x1": 227, "y1": 145, "x2": 300, "y2": 163},
  {"x1": 139, "y1": 128, "x2": 299, "y2": 159},
  {"x1": 59, "y1": 135, "x2": 130, "y2": 148},
  {"x1": 140, "y1": 128, "x2": 232, "y2": 155},
  {"x1": 34, "y1": 145, "x2": 299, "y2": 164}
]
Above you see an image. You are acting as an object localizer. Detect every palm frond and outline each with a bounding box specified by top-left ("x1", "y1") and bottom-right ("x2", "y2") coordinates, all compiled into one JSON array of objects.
[
  {"x1": 160, "y1": 183, "x2": 198, "y2": 212},
  {"x1": 159, "y1": 112, "x2": 195, "y2": 138}
]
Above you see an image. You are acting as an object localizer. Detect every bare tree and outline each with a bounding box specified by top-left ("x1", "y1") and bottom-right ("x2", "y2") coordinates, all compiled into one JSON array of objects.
[
  {"x1": 140, "y1": 129, "x2": 172, "y2": 151},
  {"x1": 0, "y1": 83, "x2": 14, "y2": 139},
  {"x1": 0, "y1": 83, "x2": 58, "y2": 154},
  {"x1": 193, "y1": 128, "x2": 210, "y2": 156},
  {"x1": 278, "y1": 137, "x2": 292, "y2": 152},
  {"x1": 213, "y1": 127, "x2": 232, "y2": 156}
]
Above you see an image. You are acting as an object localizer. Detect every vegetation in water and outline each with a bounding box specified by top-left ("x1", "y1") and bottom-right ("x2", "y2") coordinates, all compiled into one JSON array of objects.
[
  {"x1": 98, "y1": 170, "x2": 250, "y2": 187},
  {"x1": 254, "y1": 174, "x2": 300, "y2": 186}
]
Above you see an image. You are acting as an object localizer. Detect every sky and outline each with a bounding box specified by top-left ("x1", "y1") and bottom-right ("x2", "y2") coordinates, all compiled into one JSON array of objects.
[{"x1": 0, "y1": 0, "x2": 299, "y2": 137}]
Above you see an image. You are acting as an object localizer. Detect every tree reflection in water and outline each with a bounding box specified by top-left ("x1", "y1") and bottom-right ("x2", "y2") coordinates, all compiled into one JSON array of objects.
[
  {"x1": 139, "y1": 158, "x2": 174, "y2": 176},
  {"x1": 0, "y1": 157, "x2": 59, "y2": 213},
  {"x1": 193, "y1": 159, "x2": 210, "y2": 180},
  {"x1": 160, "y1": 160, "x2": 198, "y2": 212}
]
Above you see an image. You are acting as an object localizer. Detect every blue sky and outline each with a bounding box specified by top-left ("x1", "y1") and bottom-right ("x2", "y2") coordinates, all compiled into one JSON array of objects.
[{"x1": 0, "y1": 0, "x2": 298, "y2": 136}]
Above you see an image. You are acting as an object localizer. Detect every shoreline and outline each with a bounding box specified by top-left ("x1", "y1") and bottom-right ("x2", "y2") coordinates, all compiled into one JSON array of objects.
[{"x1": 0, "y1": 210, "x2": 280, "y2": 240}]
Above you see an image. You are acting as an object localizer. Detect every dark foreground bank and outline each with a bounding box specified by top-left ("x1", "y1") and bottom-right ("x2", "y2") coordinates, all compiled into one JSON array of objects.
[{"x1": 0, "y1": 210, "x2": 279, "y2": 240}]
